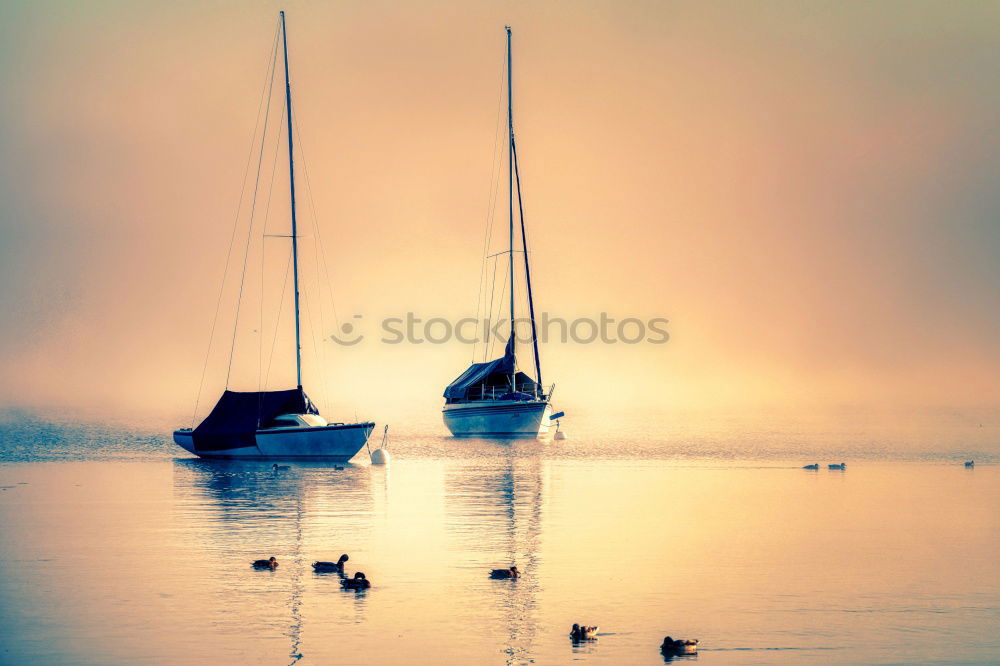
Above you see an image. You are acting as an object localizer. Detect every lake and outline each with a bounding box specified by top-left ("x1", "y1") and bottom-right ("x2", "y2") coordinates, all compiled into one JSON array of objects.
[{"x1": 0, "y1": 409, "x2": 997, "y2": 664}]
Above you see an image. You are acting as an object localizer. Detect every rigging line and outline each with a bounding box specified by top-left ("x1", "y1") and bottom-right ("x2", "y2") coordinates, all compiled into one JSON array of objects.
[
  {"x1": 473, "y1": 49, "x2": 509, "y2": 362},
  {"x1": 311, "y1": 241, "x2": 334, "y2": 416},
  {"x1": 479, "y1": 66, "x2": 509, "y2": 362},
  {"x1": 307, "y1": 223, "x2": 332, "y2": 415},
  {"x1": 293, "y1": 117, "x2": 340, "y2": 338},
  {"x1": 258, "y1": 98, "x2": 287, "y2": 395},
  {"x1": 225, "y1": 29, "x2": 282, "y2": 388},
  {"x1": 291, "y1": 112, "x2": 336, "y2": 412},
  {"x1": 259, "y1": 211, "x2": 265, "y2": 395},
  {"x1": 292, "y1": 116, "x2": 340, "y2": 414},
  {"x1": 300, "y1": 287, "x2": 326, "y2": 414},
  {"x1": 265, "y1": 248, "x2": 295, "y2": 389},
  {"x1": 191, "y1": 19, "x2": 280, "y2": 426},
  {"x1": 512, "y1": 138, "x2": 541, "y2": 386},
  {"x1": 484, "y1": 253, "x2": 500, "y2": 351},
  {"x1": 311, "y1": 210, "x2": 342, "y2": 335},
  {"x1": 487, "y1": 253, "x2": 510, "y2": 361},
  {"x1": 310, "y1": 198, "x2": 342, "y2": 339},
  {"x1": 481, "y1": 130, "x2": 506, "y2": 362}
]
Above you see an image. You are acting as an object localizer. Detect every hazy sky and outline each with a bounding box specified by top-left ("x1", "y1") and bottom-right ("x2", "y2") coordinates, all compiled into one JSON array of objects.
[{"x1": 1, "y1": 0, "x2": 997, "y2": 421}]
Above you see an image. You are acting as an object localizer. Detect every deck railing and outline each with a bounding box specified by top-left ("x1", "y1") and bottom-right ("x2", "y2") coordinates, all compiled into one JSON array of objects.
[{"x1": 460, "y1": 382, "x2": 556, "y2": 402}]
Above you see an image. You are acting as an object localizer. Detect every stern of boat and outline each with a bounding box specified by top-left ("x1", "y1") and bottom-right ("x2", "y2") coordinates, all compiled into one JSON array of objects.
[{"x1": 172, "y1": 429, "x2": 197, "y2": 455}]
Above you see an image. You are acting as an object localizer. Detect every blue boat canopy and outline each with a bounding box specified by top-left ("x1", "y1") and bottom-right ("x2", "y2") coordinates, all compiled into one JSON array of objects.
[
  {"x1": 444, "y1": 339, "x2": 541, "y2": 401},
  {"x1": 443, "y1": 354, "x2": 516, "y2": 400},
  {"x1": 192, "y1": 388, "x2": 319, "y2": 451}
]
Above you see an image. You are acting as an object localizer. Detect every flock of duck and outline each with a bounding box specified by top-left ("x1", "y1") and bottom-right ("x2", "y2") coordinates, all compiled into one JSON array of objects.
[
  {"x1": 803, "y1": 460, "x2": 976, "y2": 470},
  {"x1": 251, "y1": 458, "x2": 981, "y2": 655},
  {"x1": 251, "y1": 553, "x2": 370, "y2": 589},
  {"x1": 566, "y1": 620, "x2": 697, "y2": 656},
  {"x1": 802, "y1": 462, "x2": 846, "y2": 470},
  {"x1": 251, "y1": 558, "x2": 698, "y2": 655}
]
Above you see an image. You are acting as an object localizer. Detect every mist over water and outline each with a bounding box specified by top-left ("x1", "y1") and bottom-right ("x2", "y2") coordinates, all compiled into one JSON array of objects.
[{"x1": 1, "y1": 405, "x2": 996, "y2": 464}]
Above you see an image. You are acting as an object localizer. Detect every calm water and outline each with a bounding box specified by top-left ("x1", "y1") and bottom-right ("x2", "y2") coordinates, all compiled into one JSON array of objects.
[{"x1": 1, "y1": 409, "x2": 998, "y2": 665}]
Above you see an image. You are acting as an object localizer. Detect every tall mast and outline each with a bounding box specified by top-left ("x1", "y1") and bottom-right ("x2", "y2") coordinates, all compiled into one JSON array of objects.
[
  {"x1": 506, "y1": 26, "x2": 515, "y2": 388},
  {"x1": 280, "y1": 10, "x2": 303, "y2": 388},
  {"x1": 506, "y1": 27, "x2": 543, "y2": 392}
]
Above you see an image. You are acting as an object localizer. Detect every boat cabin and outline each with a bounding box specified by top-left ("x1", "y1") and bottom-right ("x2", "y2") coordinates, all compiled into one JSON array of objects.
[{"x1": 263, "y1": 413, "x2": 329, "y2": 429}]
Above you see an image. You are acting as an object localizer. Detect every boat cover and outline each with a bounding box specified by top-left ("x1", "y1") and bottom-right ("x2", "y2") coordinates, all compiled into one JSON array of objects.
[
  {"x1": 444, "y1": 339, "x2": 540, "y2": 400},
  {"x1": 443, "y1": 354, "x2": 515, "y2": 400},
  {"x1": 192, "y1": 388, "x2": 319, "y2": 451}
]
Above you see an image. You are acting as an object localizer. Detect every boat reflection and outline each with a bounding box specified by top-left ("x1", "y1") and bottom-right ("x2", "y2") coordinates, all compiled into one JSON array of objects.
[
  {"x1": 172, "y1": 459, "x2": 376, "y2": 664},
  {"x1": 172, "y1": 460, "x2": 374, "y2": 523},
  {"x1": 445, "y1": 444, "x2": 546, "y2": 665}
]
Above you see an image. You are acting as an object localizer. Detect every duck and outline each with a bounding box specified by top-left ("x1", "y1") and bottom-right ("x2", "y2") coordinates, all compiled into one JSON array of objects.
[
  {"x1": 569, "y1": 624, "x2": 599, "y2": 641},
  {"x1": 312, "y1": 554, "x2": 349, "y2": 573},
  {"x1": 489, "y1": 565, "x2": 519, "y2": 579},
  {"x1": 272, "y1": 464, "x2": 290, "y2": 471},
  {"x1": 964, "y1": 460, "x2": 975, "y2": 468},
  {"x1": 341, "y1": 571, "x2": 371, "y2": 589},
  {"x1": 252, "y1": 556, "x2": 278, "y2": 570},
  {"x1": 828, "y1": 462, "x2": 846, "y2": 470},
  {"x1": 660, "y1": 636, "x2": 698, "y2": 654},
  {"x1": 802, "y1": 463, "x2": 819, "y2": 470}
]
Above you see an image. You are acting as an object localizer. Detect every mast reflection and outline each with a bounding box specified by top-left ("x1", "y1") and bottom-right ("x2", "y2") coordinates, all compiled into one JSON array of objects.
[
  {"x1": 172, "y1": 460, "x2": 376, "y2": 663},
  {"x1": 444, "y1": 444, "x2": 546, "y2": 664}
]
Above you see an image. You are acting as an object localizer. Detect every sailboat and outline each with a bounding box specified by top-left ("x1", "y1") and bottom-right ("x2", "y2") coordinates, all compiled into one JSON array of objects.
[
  {"x1": 442, "y1": 27, "x2": 562, "y2": 439},
  {"x1": 174, "y1": 12, "x2": 375, "y2": 460}
]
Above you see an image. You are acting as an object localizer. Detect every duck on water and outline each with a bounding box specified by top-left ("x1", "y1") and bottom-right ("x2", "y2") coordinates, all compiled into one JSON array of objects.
[
  {"x1": 570, "y1": 624, "x2": 599, "y2": 641},
  {"x1": 489, "y1": 565, "x2": 519, "y2": 579},
  {"x1": 661, "y1": 636, "x2": 698, "y2": 655},
  {"x1": 312, "y1": 554, "x2": 349, "y2": 573},
  {"x1": 252, "y1": 557, "x2": 278, "y2": 570},
  {"x1": 341, "y1": 572, "x2": 371, "y2": 589}
]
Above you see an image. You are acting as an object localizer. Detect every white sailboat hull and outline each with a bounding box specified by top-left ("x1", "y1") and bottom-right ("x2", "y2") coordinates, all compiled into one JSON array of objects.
[
  {"x1": 173, "y1": 423, "x2": 374, "y2": 461},
  {"x1": 442, "y1": 400, "x2": 552, "y2": 438}
]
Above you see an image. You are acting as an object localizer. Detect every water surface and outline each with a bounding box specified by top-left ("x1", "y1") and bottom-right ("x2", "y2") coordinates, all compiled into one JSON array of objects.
[{"x1": 1, "y1": 412, "x2": 998, "y2": 664}]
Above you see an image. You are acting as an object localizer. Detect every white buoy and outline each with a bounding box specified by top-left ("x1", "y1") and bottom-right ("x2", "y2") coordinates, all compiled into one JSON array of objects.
[
  {"x1": 551, "y1": 416, "x2": 567, "y2": 440},
  {"x1": 369, "y1": 424, "x2": 391, "y2": 465}
]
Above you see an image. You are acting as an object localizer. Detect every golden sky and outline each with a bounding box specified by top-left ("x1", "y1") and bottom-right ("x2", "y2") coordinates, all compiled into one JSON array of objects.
[{"x1": 0, "y1": 1, "x2": 997, "y2": 420}]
